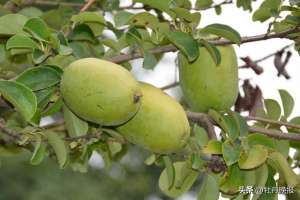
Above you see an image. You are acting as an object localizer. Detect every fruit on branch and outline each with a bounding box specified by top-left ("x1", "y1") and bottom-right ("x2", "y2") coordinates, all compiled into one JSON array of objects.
[
  {"x1": 178, "y1": 45, "x2": 238, "y2": 112},
  {"x1": 267, "y1": 151, "x2": 300, "y2": 187},
  {"x1": 60, "y1": 58, "x2": 142, "y2": 126},
  {"x1": 117, "y1": 82, "x2": 190, "y2": 154}
]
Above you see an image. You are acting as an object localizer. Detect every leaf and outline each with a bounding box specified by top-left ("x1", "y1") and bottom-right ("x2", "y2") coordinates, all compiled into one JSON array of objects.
[
  {"x1": 163, "y1": 156, "x2": 175, "y2": 189},
  {"x1": 32, "y1": 49, "x2": 49, "y2": 64},
  {"x1": 19, "y1": 7, "x2": 43, "y2": 18},
  {"x1": 36, "y1": 86, "x2": 56, "y2": 109},
  {"x1": 196, "y1": 0, "x2": 213, "y2": 10},
  {"x1": 202, "y1": 140, "x2": 222, "y2": 154},
  {"x1": 0, "y1": 80, "x2": 37, "y2": 121},
  {"x1": 16, "y1": 67, "x2": 61, "y2": 91},
  {"x1": 63, "y1": 104, "x2": 88, "y2": 137},
  {"x1": 167, "y1": 31, "x2": 199, "y2": 62},
  {"x1": 129, "y1": 12, "x2": 159, "y2": 30},
  {"x1": 45, "y1": 131, "x2": 68, "y2": 168},
  {"x1": 268, "y1": 151, "x2": 300, "y2": 187},
  {"x1": 200, "y1": 23, "x2": 241, "y2": 44},
  {"x1": 264, "y1": 99, "x2": 281, "y2": 120},
  {"x1": 71, "y1": 12, "x2": 105, "y2": 36},
  {"x1": 144, "y1": 154, "x2": 156, "y2": 165},
  {"x1": 222, "y1": 140, "x2": 241, "y2": 166},
  {"x1": 192, "y1": 124, "x2": 208, "y2": 148},
  {"x1": 143, "y1": 50, "x2": 157, "y2": 70},
  {"x1": 252, "y1": 0, "x2": 282, "y2": 22},
  {"x1": 30, "y1": 135, "x2": 47, "y2": 165},
  {"x1": 133, "y1": 0, "x2": 175, "y2": 17},
  {"x1": 42, "y1": 97, "x2": 63, "y2": 116},
  {"x1": 252, "y1": 164, "x2": 269, "y2": 200},
  {"x1": 114, "y1": 11, "x2": 134, "y2": 27},
  {"x1": 279, "y1": 89, "x2": 294, "y2": 118},
  {"x1": 199, "y1": 40, "x2": 221, "y2": 65},
  {"x1": 159, "y1": 161, "x2": 199, "y2": 198},
  {"x1": 247, "y1": 134, "x2": 275, "y2": 149},
  {"x1": 0, "y1": 14, "x2": 28, "y2": 36},
  {"x1": 23, "y1": 18, "x2": 51, "y2": 41},
  {"x1": 6, "y1": 35, "x2": 39, "y2": 50},
  {"x1": 197, "y1": 173, "x2": 219, "y2": 200},
  {"x1": 238, "y1": 145, "x2": 268, "y2": 169}
]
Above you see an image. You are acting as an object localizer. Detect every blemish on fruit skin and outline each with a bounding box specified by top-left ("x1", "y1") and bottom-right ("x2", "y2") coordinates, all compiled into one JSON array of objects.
[
  {"x1": 133, "y1": 93, "x2": 142, "y2": 104},
  {"x1": 96, "y1": 104, "x2": 104, "y2": 110}
]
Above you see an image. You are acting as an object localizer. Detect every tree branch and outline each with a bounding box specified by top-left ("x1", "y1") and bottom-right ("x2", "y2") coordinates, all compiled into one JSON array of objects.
[
  {"x1": 246, "y1": 115, "x2": 300, "y2": 130},
  {"x1": 107, "y1": 27, "x2": 299, "y2": 64},
  {"x1": 185, "y1": 111, "x2": 300, "y2": 141},
  {"x1": 80, "y1": 0, "x2": 96, "y2": 12}
]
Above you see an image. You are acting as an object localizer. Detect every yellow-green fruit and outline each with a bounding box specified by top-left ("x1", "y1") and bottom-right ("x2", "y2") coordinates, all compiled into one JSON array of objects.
[
  {"x1": 179, "y1": 45, "x2": 238, "y2": 112},
  {"x1": 60, "y1": 58, "x2": 142, "y2": 126},
  {"x1": 117, "y1": 82, "x2": 190, "y2": 154}
]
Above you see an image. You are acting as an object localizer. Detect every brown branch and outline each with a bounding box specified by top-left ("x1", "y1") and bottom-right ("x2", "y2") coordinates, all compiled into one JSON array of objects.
[
  {"x1": 185, "y1": 111, "x2": 300, "y2": 141},
  {"x1": 0, "y1": 119, "x2": 21, "y2": 141},
  {"x1": 107, "y1": 28, "x2": 299, "y2": 64},
  {"x1": 246, "y1": 116, "x2": 300, "y2": 130},
  {"x1": 160, "y1": 82, "x2": 179, "y2": 90},
  {"x1": 35, "y1": 0, "x2": 82, "y2": 8},
  {"x1": 248, "y1": 126, "x2": 300, "y2": 141},
  {"x1": 80, "y1": 0, "x2": 96, "y2": 12},
  {"x1": 186, "y1": 111, "x2": 217, "y2": 139}
]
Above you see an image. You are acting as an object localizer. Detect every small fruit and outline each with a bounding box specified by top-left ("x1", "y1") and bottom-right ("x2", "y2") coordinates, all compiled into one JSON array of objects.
[
  {"x1": 117, "y1": 82, "x2": 190, "y2": 154},
  {"x1": 179, "y1": 45, "x2": 238, "y2": 112},
  {"x1": 60, "y1": 58, "x2": 141, "y2": 126}
]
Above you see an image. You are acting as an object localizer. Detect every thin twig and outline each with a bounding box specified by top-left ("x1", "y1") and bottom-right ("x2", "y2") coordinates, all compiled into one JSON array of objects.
[
  {"x1": 160, "y1": 82, "x2": 179, "y2": 90},
  {"x1": 246, "y1": 115, "x2": 300, "y2": 130},
  {"x1": 80, "y1": 0, "x2": 96, "y2": 12},
  {"x1": 185, "y1": 111, "x2": 300, "y2": 141},
  {"x1": 35, "y1": 0, "x2": 82, "y2": 8},
  {"x1": 107, "y1": 27, "x2": 299, "y2": 64}
]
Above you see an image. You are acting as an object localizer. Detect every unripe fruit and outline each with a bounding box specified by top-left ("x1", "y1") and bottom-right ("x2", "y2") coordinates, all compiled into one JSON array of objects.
[
  {"x1": 117, "y1": 82, "x2": 190, "y2": 154},
  {"x1": 179, "y1": 45, "x2": 238, "y2": 112},
  {"x1": 60, "y1": 58, "x2": 142, "y2": 126}
]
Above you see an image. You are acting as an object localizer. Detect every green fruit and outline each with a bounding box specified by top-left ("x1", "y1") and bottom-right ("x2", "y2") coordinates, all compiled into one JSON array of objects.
[
  {"x1": 179, "y1": 45, "x2": 238, "y2": 112},
  {"x1": 117, "y1": 82, "x2": 190, "y2": 154},
  {"x1": 60, "y1": 58, "x2": 142, "y2": 126}
]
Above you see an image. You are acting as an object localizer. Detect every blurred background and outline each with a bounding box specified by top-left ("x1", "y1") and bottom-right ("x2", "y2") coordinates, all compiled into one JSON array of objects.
[{"x1": 0, "y1": 0, "x2": 299, "y2": 199}]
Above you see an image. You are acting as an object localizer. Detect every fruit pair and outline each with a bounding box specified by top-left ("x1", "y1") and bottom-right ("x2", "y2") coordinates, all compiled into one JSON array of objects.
[{"x1": 60, "y1": 58, "x2": 190, "y2": 154}]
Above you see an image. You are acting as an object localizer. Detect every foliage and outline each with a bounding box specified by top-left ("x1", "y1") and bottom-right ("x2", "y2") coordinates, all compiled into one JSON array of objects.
[{"x1": 0, "y1": 0, "x2": 300, "y2": 200}]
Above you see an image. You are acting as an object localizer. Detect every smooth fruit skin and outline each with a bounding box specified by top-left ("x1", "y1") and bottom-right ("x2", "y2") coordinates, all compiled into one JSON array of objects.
[
  {"x1": 179, "y1": 45, "x2": 238, "y2": 112},
  {"x1": 117, "y1": 82, "x2": 190, "y2": 154},
  {"x1": 60, "y1": 58, "x2": 141, "y2": 126}
]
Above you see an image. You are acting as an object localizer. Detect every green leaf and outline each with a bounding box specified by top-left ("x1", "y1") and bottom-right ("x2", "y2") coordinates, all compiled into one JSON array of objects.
[
  {"x1": 144, "y1": 154, "x2": 156, "y2": 165},
  {"x1": 32, "y1": 49, "x2": 49, "y2": 64},
  {"x1": 200, "y1": 23, "x2": 241, "y2": 44},
  {"x1": 252, "y1": 0, "x2": 282, "y2": 22},
  {"x1": 197, "y1": 173, "x2": 219, "y2": 200},
  {"x1": 202, "y1": 140, "x2": 222, "y2": 154},
  {"x1": 222, "y1": 140, "x2": 241, "y2": 166},
  {"x1": 71, "y1": 12, "x2": 105, "y2": 37},
  {"x1": 23, "y1": 18, "x2": 51, "y2": 41},
  {"x1": 163, "y1": 156, "x2": 175, "y2": 189},
  {"x1": 0, "y1": 14, "x2": 28, "y2": 36},
  {"x1": 42, "y1": 97, "x2": 63, "y2": 116},
  {"x1": 268, "y1": 151, "x2": 300, "y2": 187},
  {"x1": 167, "y1": 31, "x2": 199, "y2": 62},
  {"x1": 199, "y1": 40, "x2": 221, "y2": 65},
  {"x1": 19, "y1": 7, "x2": 43, "y2": 18},
  {"x1": 30, "y1": 135, "x2": 47, "y2": 165},
  {"x1": 159, "y1": 161, "x2": 199, "y2": 198},
  {"x1": 247, "y1": 134, "x2": 275, "y2": 149},
  {"x1": 238, "y1": 145, "x2": 268, "y2": 169},
  {"x1": 114, "y1": 11, "x2": 134, "y2": 27},
  {"x1": 129, "y1": 12, "x2": 159, "y2": 30},
  {"x1": 237, "y1": 0, "x2": 253, "y2": 11},
  {"x1": 133, "y1": 0, "x2": 175, "y2": 17},
  {"x1": 264, "y1": 99, "x2": 281, "y2": 120},
  {"x1": 192, "y1": 124, "x2": 208, "y2": 148},
  {"x1": 252, "y1": 164, "x2": 269, "y2": 200},
  {"x1": 279, "y1": 89, "x2": 294, "y2": 118},
  {"x1": 35, "y1": 86, "x2": 56, "y2": 110},
  {"x1": 196, "y1": 0, "x2": 213, "y2": 10},
  {"x1": 16, "y1": 67, "x2": 61, "y2": 91},
  {"x1": 0, "y1": 80, "x2": 37, "y2": 121},
  {"x1": 143, "y1": 50, "x2": 157, "y2": 70},
  {"x1": 45, "y1": 131, "x2": 68, "y2": 168},
  {"x1": 6, "y1": 35, "x2": 39, "y2": 50},
  {"x1": 63, "y1": 104, "x2": 89, "y2": 137}
]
